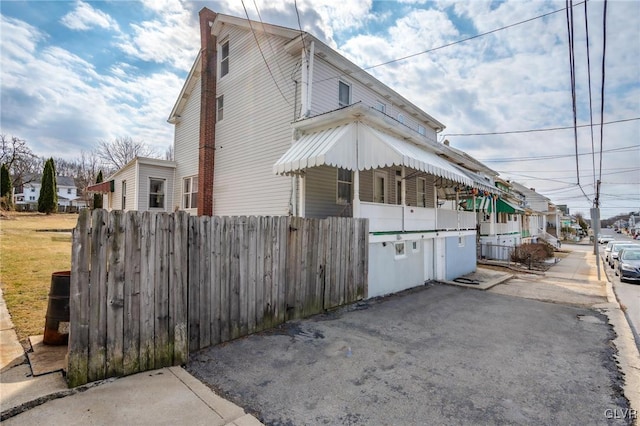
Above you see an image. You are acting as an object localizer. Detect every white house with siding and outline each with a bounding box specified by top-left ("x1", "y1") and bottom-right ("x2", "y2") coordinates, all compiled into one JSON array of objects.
[
  {"x1": 161, "y1": 8, "x2": 512, "y2": 299},
  {"x1": 14, "y1": 175, "x2": 84, "y2": 208}
]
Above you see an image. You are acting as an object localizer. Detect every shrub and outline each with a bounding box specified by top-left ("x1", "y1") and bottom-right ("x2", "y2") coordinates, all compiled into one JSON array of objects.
[{"x1": 511, "y1": 242, "x2": 554, "y2": 264}]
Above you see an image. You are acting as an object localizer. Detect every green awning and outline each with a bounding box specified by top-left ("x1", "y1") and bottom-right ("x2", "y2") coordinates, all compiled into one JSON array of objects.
[
  {"x1": 496, "y1": 198, "x2": 524, "y2": 214},
  {"x1": 462, "y1": 197, "x2": 524, "y2": 214},
  {"x1": 463, "y1": 197, "x2": 492, "y2": 212}
]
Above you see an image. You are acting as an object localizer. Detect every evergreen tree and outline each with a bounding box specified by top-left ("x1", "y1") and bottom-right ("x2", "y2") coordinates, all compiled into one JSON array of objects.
[
  {"x1": 0, "y1": 163, "x2": 12, "y2": 209},
  {"x1": 93, "y1": 170, "x2": 103, "y2": 209},
  {"x1": 38, "y1": 158, "x2": 57, "y2": 214}
]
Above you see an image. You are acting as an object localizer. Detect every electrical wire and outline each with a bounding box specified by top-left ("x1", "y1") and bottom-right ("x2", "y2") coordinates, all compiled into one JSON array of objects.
[
  {"x1": 252, "y1": 0, "x2": 292, "y2": 97},
  {"x1": 597, "y1": 0, "x2": 609, "y2": 202},
  {"x1": 583, "y1": 0, "x2": 598, "y2": 196},
  {"x1": 240, "y1": 0, "x2": 291, "y2": 106},
  {"x1": 441, "y1": 117, "x2": 639, "y2": 137},
  {"x1": 477, "y1": 144, "x2": 639, "y2": 162},
  {"x1": 315, "y1": 2, "x2": 586, "y2": 84}
]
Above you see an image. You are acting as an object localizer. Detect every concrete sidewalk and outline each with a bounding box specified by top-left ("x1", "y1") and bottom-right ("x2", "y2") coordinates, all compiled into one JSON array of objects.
[{"x1": 0, "y1": 287, "x2": 262, "y2": 425}]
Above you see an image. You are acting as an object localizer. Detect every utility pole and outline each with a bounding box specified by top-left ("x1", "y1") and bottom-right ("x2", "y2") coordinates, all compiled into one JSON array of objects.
[{"x1": 592, "y1": 180, "x2": 601, "y2": 281}]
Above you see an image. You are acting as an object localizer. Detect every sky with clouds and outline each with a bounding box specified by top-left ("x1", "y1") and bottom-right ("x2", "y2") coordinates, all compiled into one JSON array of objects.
[{"x1": 1, "y1": 0, "x2": 638, "y2": 219}]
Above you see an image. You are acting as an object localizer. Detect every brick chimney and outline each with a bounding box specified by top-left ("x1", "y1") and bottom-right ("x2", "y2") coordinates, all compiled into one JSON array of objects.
[{"x1": 198, "y1": 8, "x2": 217, "y2": 216}]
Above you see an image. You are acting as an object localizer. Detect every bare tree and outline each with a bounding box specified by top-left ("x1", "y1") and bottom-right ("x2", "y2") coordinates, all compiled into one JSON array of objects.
[
  {"x1": 165, "y1": 144, "x2": 174, "y2": 161},
  {"x1": 96, "y1": 136, "x2": 158, "y2": 170},
  {"x1": 0, "y1": 134, "x2": 40, "y2": 188}
]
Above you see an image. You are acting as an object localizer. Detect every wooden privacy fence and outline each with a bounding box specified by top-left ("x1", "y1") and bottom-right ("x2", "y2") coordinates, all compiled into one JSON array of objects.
[{"x1": 68, "y1": 210, "x2": 368, "y2": 387}]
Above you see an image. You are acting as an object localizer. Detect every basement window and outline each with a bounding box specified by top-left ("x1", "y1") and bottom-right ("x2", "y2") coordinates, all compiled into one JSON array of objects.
[{"x1": 394, "y1": 242, "x2": 406, "y2": 259}]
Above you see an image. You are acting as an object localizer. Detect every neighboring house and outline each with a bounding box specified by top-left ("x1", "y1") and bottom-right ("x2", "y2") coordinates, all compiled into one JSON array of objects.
[
  {"x1": 509, "y1": 181, "x2": 561, "y2": 246},
  {"x1": 89, "y1": 157, "x2": 176, "y2": 212},
  {"x1": 14, "y1": 175, "x2": 83, "y2": 208}
]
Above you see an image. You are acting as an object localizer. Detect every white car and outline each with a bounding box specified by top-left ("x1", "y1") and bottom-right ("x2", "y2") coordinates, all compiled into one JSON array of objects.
[{"x1": 598, "y1": 235, "x2": 615, "y2": 244}]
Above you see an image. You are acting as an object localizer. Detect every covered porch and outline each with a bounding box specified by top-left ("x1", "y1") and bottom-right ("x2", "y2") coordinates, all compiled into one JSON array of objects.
[{"x1": 273, "y1": 106, "x2": 491, "y2": 234}]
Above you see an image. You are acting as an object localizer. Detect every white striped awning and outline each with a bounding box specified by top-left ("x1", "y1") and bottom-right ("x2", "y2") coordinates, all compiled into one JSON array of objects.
[{"x1": 274, "y1": 122, "x2": 472, "y2": 186}]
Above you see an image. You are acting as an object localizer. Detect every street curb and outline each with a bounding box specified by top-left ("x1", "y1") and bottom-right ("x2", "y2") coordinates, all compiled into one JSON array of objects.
[{"x1": 599, "y1": 279, "x2": 640, "y2": 425}]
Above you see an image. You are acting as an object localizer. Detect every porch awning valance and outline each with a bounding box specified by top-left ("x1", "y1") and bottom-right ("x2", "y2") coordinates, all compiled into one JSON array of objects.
[{"x1": 273, "y1": 122, "x2": 472, "y2": 186}]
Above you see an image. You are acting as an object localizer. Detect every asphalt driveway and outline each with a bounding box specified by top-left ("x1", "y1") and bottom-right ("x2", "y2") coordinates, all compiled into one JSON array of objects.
[{"x1": 187, "y1": 284, "x2": 630, "y2": 425}]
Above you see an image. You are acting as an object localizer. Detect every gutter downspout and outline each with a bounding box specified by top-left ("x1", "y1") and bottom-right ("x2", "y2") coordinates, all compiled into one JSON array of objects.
[{"x1": 307, "y1": 41, "x2": 314, "y2": 117}]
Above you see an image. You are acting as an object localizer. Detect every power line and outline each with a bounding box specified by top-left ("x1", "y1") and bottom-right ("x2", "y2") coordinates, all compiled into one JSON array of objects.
[
  {"x1": 583, "y1": 0, "x2": 597, "y2": 194},
  {"x1": 252, "y1": 0, "x2": 291, "y2": 97},
  {"x1": 363, "y1": 2, "x2": 584, "y2": 71},
  {"x1": 597, "y1": 0, "x2": 609, "y2": 203},
  {"x1": 478, "y1": 144, "x2": 639, "y2": 162},
  {"x1": 316, "y1": 2, "x2": 585, "y2": 84},
  {"x1": 240, "y1": 0, "x2": 291, "y2": 106},
  {"x1": 441, "y1": 117, "x2": 639, "y2": 137}
]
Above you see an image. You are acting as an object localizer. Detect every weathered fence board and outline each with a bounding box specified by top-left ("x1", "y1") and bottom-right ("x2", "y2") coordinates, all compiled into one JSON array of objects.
[{"x1": 69, "y1": 212, "x2": 368, "y2": 386}]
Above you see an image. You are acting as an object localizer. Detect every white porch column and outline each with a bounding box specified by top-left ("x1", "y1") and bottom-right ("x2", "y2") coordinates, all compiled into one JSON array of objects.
[
  {"x1": 298, "y1": 174, "x2": 305, "y2": 217},
  {"x1": 352, "y1": 169, "x2": 360, "y2": 218}
]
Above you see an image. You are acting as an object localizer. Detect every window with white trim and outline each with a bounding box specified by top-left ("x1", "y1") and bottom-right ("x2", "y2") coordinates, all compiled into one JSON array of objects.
[
  {"x1": 418, "y1": 125, "x2": 426, "y2": 135},
  {"x1": 217, "y1": 95, "x2": 224, "y2": 121},
  {"x1": 394, "y1": 242, "x2": 406, "y2": 259},
  {"x1": 220, "y1": 39, "x2": 229, "y2": 77},
  {"x1": 397, "y1": 113, "x2": 405, "y2": 124},
  {"x1": 417, "y1": 177, "x2": 427, "y2": 207},
  {"x1": 121, "y1": 181, "x2": 127, "y2": 209},
  {"x1": 67, "y1": 188, "x2": 72, "y2": 194},
  {"x1": 338, "y1": 81, "x2": 351, "y2": 107},
  {"x1": 375, "y1": 101, "x2": 386, "y2": 113},
  {"x1": 337, "y1": 168, "x2": 352, "y2": 205},
  {"x1": 183, "y1": 176, "x2": 198, "y2": 209},
  {"x1": 149, "y1": 178, "x2": 165, "y2": 209},
  {"x1": 458, "y1": 236, "x2": 465, "y2": 247}
]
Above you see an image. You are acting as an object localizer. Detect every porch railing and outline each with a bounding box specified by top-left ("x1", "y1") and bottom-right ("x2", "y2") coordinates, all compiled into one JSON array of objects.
[{"x1": 360, "y1": 202, "x2": 475, "y2": 233}]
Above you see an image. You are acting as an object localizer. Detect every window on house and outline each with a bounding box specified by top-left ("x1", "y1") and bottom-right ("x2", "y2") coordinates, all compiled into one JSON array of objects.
[
  {"x1": 67, "y1": 188, "x2": 72, "y2": 194},
  {"x1": 396, "y1": 176, "x2": 402, "y2": 205},
  {"x1": 417, "y1": 177, "x2": 427, "y2": 207},
  {"x1": 31, "y1": 187, "x2": 35, "y2": 192},
  {"x1": 121, "y1": 181, "x2": 127, "y2": 209},
  {"x1": 375, "y1": 101, "x2": 386, "y2": 113},
  {"x1": 220, "y1": 39, "x2": 229, "y2": 77},
  {"x1": 394, "y1": 242, "x2": 406, "y2": 259},
  {"x1": 336, "y1": 168, "x2": 352, "y2": 205},
  {"x1": 397, "y1": 113, "x2": 405, "y2": 124},
  {"x1": 458, "y1": 236, "x2": 465, "y2": 247},
  {"x1": 338, "y1": 81, "x2": 351, "y2": 107},
  {"x1": 374, "y1": 171, "x2": 387, "y2": 204},
  {"x1": 29, "y1": 196, "x2": 35, "y2": 201},
  {"x1": 183, "y1": 176, "x2": 198, "y2": 209},
  {"x1": 418, "y1": 125, "x2": 426, "y2": 135},
  {"x1": 149, "y1": 178, "x2": 165, "y2": 209},
  {"x1": 217, "y1": 95, "x2": 224, "y2": 121}
]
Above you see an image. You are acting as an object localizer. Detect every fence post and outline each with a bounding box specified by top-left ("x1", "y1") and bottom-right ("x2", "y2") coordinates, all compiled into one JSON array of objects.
[{"x1": 68, "y1": 209, "x2": 91, "y2": 387}]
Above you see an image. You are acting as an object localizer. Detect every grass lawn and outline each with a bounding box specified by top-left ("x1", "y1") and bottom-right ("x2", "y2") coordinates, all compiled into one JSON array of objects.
[{"x1": 0, "y1": 212, "x2": 79, "y2": 343}]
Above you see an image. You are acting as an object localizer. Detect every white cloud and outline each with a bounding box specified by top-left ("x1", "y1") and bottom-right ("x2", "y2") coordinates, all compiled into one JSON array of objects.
[
  {"x1": 0, "y1": 15, "x2": 182, "y2": 158},
  {"x1": 60, "y1": 1, "x2": 120, "y2": 32},
  {"x1": 115, "y1": 1, "x2": 199, "y2": 71}
]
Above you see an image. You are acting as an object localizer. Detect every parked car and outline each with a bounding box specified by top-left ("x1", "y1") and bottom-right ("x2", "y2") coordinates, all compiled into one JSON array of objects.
[
  {"x1": 598, "y1": 235, "x2": 615, "y2": 244},
  {"x1": 609, "y1": 243, "x2": 638, "y2": 268},
  {"x1": 602, "y1": 240, "x2": 629, "y2": 263},
  {"x1": 616, "y1": 248, "x2": 640, "y2": 283}
]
